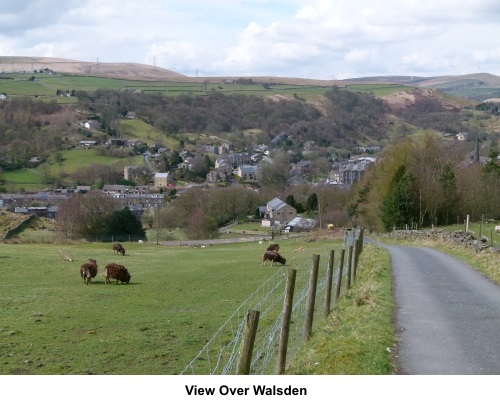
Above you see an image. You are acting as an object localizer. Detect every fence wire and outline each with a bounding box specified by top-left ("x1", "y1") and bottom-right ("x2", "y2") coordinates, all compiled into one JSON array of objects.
[{"x1": 180, "y1": 232, "x2": 358, "y2": 375}]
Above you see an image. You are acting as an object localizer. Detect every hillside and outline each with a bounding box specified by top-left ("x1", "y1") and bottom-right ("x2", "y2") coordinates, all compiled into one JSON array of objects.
[
  {"x1": 2, "y1": 56, "x2": 500, "y2": 101},
  {"x1": 0, "y1": 56, "x2": 186, "y2": 81}
]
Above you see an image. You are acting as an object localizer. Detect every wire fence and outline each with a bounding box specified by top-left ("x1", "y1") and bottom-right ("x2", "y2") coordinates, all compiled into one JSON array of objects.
[{"x1": 180, "y1": 227, "x2": 363, "y2": 375}]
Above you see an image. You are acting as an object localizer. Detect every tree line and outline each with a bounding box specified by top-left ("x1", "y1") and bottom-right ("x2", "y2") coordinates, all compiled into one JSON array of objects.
[{"x1": 347, "y1": 133, "x2": 500, "y2": 231}]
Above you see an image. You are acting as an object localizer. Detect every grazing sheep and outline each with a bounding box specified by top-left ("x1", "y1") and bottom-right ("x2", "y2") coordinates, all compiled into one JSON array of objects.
[
  {"x1": 104, "y1": 263, "x2": 131, "y2": 284},
  {"x1": 112, "y1": 242, "x2": 126, "y2": 256},
  {"x1": 80, "y1": 258, "x2": 98, "y2": 285},
  {"x1": 262, "y1": 251, "x2": 286, "y2": 266},
  {"x1": 266, "y1": 243, "x2": 280, "y2": 252}
]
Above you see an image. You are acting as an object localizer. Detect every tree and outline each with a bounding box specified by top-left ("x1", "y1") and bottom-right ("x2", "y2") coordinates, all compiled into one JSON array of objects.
[
  {"x1": 105, "y1": 207, "x2": 145, "y2": 238},
  {"x1": 438, "y1": 162, "x2": 458, "y2": 225},
  {"x1": 256, "y1": 150, "x2": 289, "y2": 188},
  {"x1": 380, "y1": 165, "x2": 417, "y2": 230},
  {"x1": 184, "y1": 209, "x2": 218, "y2": 239},
  {"x1": 285, "y1": 194, "x2": 296, "y2": 209},
  {"x1": 306, "y1": 192, "x2": 318, "y2": 214},
  {"x1": 56, "y1": 191, "x2": 120, "y2": 240}
]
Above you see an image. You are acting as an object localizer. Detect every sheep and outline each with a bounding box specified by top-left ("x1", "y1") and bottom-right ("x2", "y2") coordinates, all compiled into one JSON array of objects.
[
  {"x1": 112, "y1": 243, "x2": 126, "y2": 256},
  {"x1": 266, "y1": 243, "x2": 280, "y2": 252},
  {"x1": 262, "y1": 251, "x2": 286, "y2": 266},
  {"x1": 80, "y1": 258, "x2": 98, "y2": 285},
  {"x1": 104, "y1": 263, "x2": 131, "y2": 285}
]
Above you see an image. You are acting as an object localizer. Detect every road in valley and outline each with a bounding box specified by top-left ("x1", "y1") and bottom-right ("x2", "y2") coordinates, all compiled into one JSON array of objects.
[{"x1": 379, "y1": 242, "x2": 500, "y2": 374}]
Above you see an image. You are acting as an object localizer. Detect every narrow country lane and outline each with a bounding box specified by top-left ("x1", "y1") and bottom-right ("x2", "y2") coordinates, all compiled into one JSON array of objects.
[{"x1": 380, "y1": 243, "x2": 500, "y2": 374}]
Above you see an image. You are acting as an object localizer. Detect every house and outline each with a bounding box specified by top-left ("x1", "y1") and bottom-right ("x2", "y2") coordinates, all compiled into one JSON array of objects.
[
  {"x1": 331, "y1": 159, "x2": 373, "y2": 185},
  {"x1": 79, "y1": 140, "x2": 97, "y2": 148},
  {"x1": 125, "y1": 111, "x2": 137, "y2": 119},
  {"x1": 83, "y1": 120, "x2": 101, "y2": 131},
  {"x1": 456, "y1": 132, "x2": 470, "y2": 141},
  {"x1": 236, "y1": 165, "x2": 257, "y2": 181},
  {"x1": 127, "y1": 139, "x2": 143, "y2": 149},
  {"x1": 206, "y1": 169, "x2": 230, "y2": 183},
  {"x1": 102, "y1": 185, "x2": 127, "y2": 195},
  {"x1": 14, "y1": 205, "x2": 58, "y2": 219},
  {"x1": 105, "y1": 138, "x2": 126, "y2": 147},
  {"x1": 75, "y1": 186, "x2": 91, "y2": 194},
  {"x1": 178, "y1": 156, "x2": 194, "y2": 170},
  {"x1": 154, "y1": 172, "x2": 174, "y2": 188},
  {"x1": 218, "y1": 143, "x2": 233, "y2": 155},
  {"x1": 270, "y1": 132, "x2": 287, "y2": 146},
  {"x1": 262, "y1": 197, "x2": 297, "y2": 226},
  {"x1": 124, "y1": 166, "x2": 148, "y2": 181},
  {"x1": 225, "y1": 152, "x2": 251, "y2": 167},
  {"x1": 215, "y1": 158, "x2": 227, "y2": 169}
]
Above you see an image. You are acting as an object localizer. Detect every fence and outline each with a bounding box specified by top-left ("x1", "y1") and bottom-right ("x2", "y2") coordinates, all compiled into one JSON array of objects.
[{"x1": 180, "y1": 226, "x2": 364, "y2": 375}]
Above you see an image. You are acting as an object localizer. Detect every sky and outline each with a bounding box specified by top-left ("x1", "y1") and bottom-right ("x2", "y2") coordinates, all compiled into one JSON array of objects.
[{"x1": 1, "y1": 0, "x2": 500, "y2": 80}]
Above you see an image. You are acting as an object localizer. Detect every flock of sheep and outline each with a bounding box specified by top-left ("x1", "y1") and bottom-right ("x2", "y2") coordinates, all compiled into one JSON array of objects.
[
  {"x1": 79, "y1": 242, "x2": 131, "y2": 285},
  {"x1": 79, "y1": 240, "x2": 288, "y2": 285}
]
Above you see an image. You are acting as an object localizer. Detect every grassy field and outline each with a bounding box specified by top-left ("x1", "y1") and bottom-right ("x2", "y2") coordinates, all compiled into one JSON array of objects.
[
  {"x1": 0, "y1": 73, "x2": 413, "y2": 103},
  {"x1": 345, "y1": 83, "x2": 411, "y2": 96},
  {"x1": 2, "y1": 149, "x2": 143, "y2": 191},
  {"x1": 49, "y1": 148, "x2": 143, "y2": 173},
  {"x1": 117, "y1": 119, "x2": 179, "y2": 150},
  {"x1": 3, "y1": 168, "x2": 44, "y2": 190},
  {"x1": 0, "y1": 236, "x2": 342, "y2": 375}
]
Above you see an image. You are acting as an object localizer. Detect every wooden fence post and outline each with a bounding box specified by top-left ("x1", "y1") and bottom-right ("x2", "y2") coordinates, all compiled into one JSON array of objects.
[
  {"x1": 323, "y1": 250, "x2": 335, "y2": 317},
  {"x1": 303, "y1": 254, "x2": 320, "y2": 342},
  {"x1": 276, "y1": 268, "x2": 297, "y2": 375},
  {"x1": 346, "y1": 245, "x2": 353, "y2": 290},
  {"x1": 237, "y1": 310, "x2": 260, "y2": 375},
  {"x1": 352, "y1": 240, "x2": 359, "y2": 284},
  {"x1": 334, "y1": 249, "x2": 345, "y2": 305}
]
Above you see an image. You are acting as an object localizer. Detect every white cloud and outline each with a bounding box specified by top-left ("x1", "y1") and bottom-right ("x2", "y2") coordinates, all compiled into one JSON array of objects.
[{"x1": 0, "y1": 0, "x2": 499, "y2": 78}]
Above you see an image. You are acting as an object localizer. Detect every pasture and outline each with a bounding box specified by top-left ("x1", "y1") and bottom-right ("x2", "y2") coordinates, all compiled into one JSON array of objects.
[
  {"x1": 0, "y1": 73, "x2": 413, "y2": 104},
  {"x1": 0, "y1": 236, "x2": 341, "y2": 374},
  {"x1": 3, "y1": 168, "x2": 43, "y2": 190},
  {"x1": 2, "y1": 149, "x2": 143, "y2": 191}
]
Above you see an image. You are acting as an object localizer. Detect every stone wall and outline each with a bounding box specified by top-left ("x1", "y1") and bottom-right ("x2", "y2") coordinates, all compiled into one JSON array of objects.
[{"x1": 383, "y1": 228, "x2": 499, "y2": 254}]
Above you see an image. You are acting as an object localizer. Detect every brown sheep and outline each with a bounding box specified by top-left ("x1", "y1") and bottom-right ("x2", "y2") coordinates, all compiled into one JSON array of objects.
[
  {"x1": 266, "y1": 243, "x2": 280, "y2": 252},
  {"x1": 104, "y1": 263, "x2": 131, "y2": 284},
  {"x1": 80, "y1": 258, "x2": 98, "y2": 285},
  {"x1": 262, "y1": 251, "x2": 286, "y2": 266},
  {"x1": 112, "y1": 242, "x2": 126, "y2": 256}
]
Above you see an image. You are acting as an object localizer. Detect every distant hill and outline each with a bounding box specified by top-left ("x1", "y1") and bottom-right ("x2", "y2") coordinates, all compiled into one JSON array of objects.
[
  {"x1": 345, "y1": 73, "x2": 500, "y2": 101},
  {"x1": 0, "y1": 56, "x2": 186, "y2": 81},
  {"x1": 1, "y1": 56, "x2": 500, "y2": 100}
]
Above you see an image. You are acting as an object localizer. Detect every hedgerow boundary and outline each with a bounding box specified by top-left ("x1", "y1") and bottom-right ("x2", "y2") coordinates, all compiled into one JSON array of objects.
[{"x1": 180, "y1": 227, "x2": 364, "y2": 375}]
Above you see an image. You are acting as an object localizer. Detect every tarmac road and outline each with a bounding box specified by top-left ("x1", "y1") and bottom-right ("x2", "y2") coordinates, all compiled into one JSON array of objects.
[{"x1": 381, "y1": 243, "x2": 500, "y2": 374}]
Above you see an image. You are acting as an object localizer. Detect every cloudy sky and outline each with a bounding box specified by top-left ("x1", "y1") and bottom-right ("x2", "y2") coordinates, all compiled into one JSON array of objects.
[{"x1": 1, "y1": 0, "x2": 499, "y2": 79}]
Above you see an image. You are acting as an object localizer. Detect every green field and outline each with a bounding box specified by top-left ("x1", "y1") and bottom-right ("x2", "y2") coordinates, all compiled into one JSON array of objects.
[
  {"x1": 0, "y1": 73, "x2": 414, "y2": 104},
  {"x1": 345, "y1": 83, "x2": 411, "y2": 96},
  {"x1": 117, "y1": 119, "x2": 179, "y2": 150},
  {"x1": 49, "y1": 149, "x2": 142, "y2": 173},
  {"x1": 3, "y1": 168, "x2": 44, "y2": 190},
  {"x1": 0, "y1": 237, "x2": 339, "y2": 374},
  {"x1": 3, "y1": 149, "x2": 143, "y2": 191}
]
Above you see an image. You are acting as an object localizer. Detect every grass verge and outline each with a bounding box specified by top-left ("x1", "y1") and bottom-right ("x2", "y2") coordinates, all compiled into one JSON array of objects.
[{"x1": 286, "y1": 243, "x2": 395, "y2": 374}]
